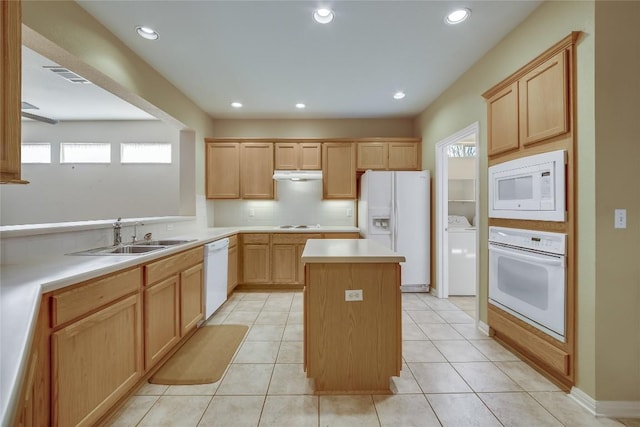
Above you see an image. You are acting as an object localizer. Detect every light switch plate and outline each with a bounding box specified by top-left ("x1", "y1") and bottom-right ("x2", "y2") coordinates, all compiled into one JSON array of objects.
[
  {"x1": 615, "y1": 209, "x2": 626, "y2": 229},
  {"x1": 345, "y1": 289, "x2": 363, "y2": 301}
]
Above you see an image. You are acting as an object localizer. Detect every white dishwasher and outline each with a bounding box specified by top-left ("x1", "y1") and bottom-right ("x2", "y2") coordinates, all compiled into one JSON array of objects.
[{"x1": 204, "y1": 238, "x2": 229, "y2": 320}]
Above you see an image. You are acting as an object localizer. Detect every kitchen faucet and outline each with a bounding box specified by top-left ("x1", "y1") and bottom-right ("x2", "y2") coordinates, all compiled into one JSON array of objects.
[{"x1": 113, "y1": 217, "x2": 122, "y2": 246}]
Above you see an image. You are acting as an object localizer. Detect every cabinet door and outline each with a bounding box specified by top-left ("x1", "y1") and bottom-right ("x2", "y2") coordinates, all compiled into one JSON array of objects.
[
  {"x1": 388, "y1": 142, "x2": 419, "y2": 170},
  {"x1": 0, "y1": 0, "x2": 23, "y2": 183},
  {"x1": 227, "y1": 243, "x2": 238, "y2": 294},
  {"x1": 206, "y1": 143, "x2": 240, "y2": 198},
  {"x1": 241, "y1": 143, "x2": 274, "y2": 199},
  {"x1": 357, "y1": 143, "x2": 388, "y2": 170},
  {"x1": 519, "y1": 50, "x2": 569, "y2": 145},
  {"x1": 242, "y1": 244, "x2": 270, "y2": 283},
  {"x1": 323, "y1": 143, "x2": 356, "y2": 199},
  {"x1": 487, "y1": 82, "x2": 519, "y2": 156},
  {"x1": 299, "y1": 143, "x2": 322, "y2": 170},
  {"x1": 274, "y1": 142, "x2": 298, "y2": 170},
  {"x1": 180, "y1": 263, "x2": 204, "y2": 335},
  {"x1": 272, "y1": 244, "x2": 298, "y2": 284},
  {"x1": 145, "y1": 275, "x2": 180, "y2": 369},
  {"x1": 52, "y1": 294, "x2": 142, "y2": 427}
]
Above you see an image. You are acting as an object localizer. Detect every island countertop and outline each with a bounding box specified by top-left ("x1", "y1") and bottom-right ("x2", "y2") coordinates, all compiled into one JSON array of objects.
[{"x1": 301, "y1": 238, "x2": 406, "y2": 264}]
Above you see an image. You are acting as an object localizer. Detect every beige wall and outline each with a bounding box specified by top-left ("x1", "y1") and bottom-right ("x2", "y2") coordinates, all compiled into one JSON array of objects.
[
  {"x1": 417, "y1": 0, "x2": 640, "y2": 404},
  {"x1": 21, "y1": 0, "x2": 215, "y2": 199},
  {"x1": 593, "y1": 1, "x2": 640, "y2": 402},
  {"x1": 415, "y1": 0, "x2": 602, "y2": 399},
  {"x1": 210, "y1": 118, "x2": 416, "y2": 139}
]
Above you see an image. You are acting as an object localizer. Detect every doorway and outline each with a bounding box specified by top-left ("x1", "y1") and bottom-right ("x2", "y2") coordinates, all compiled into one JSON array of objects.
[{"x1": 434, "y1": 123, "x2": 480, "y2": 319}]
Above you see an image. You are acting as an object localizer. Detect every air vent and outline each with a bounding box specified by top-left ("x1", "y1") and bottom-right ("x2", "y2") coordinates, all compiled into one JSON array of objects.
[{"x1": 43, "y1": 66, "x2": 91, "y2": 84}]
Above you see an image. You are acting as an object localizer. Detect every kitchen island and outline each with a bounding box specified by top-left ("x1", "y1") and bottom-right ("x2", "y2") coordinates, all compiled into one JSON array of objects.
[{"x1": 301, "y1": 239, "x2": 405, "y2": 394}]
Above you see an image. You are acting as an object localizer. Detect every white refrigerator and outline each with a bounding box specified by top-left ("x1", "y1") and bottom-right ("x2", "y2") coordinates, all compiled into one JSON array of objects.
[{"x1": 358, "y1": 170, "x2": 430, "y2": 292}]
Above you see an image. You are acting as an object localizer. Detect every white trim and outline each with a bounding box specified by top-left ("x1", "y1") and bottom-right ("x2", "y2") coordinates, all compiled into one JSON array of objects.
[
  {"x1": 570, "y1": 387, "x2": 597, "y2": 415},
  {"x1": 570, "y1": 387, "x2": 640, "y2": 418},
  {"x1": 477, "y1": 319, "x2": 491, "y2": 336},
  {"x1": 434, "y1": 122, "x2": 480, "y2": 301}
]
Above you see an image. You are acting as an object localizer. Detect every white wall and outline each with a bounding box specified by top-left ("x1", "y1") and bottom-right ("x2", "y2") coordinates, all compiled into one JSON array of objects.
[
  {"x1": 213, "y1": 180, "x2": 355, "y2": 227},
  {"x1": 1, "y1": 120, "x2": 181, "y2": 225}
]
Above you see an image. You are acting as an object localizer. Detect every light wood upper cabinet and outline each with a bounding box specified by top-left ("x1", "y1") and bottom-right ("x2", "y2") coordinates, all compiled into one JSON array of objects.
[
  {"x1": 1, "y1": 0, "x2": 25, "y2": 184},
  {"x1": 241, "y1": 143, "x2": 274, "y2": 199},
  {"x1": 486, "y1": 82, "x2": 520, "y2": 156},
  {"x1": 357, "y1": 143, "x2": 388, "y2": 170},
  {"x1": 388, "y1": 142, "x2": 420, "y2": 170},
  {"x1": 275, "y1": 142, "x2": 321, "y2": 170},
  {"x1": 322, "y1": 142, "x2": 356, "y2": 199},
  {"x1": 206, "y1": 142, "x2": 240, "y2": 198},
  {"x1": 52, "y1": 294, "x2": 143, "y2": 426},
  {"x1": 519, "y1": 50, "x2": 569, "y2": 145},
  {"x1": 357, "y1": 141, "x2": 420, "y2": 171},
  {"x1": 484, "y1": 34, "x2": 576, "y2": 157}
]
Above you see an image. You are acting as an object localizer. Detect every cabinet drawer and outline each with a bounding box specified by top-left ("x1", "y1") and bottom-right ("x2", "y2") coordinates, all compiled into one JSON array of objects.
[
  {"x1": 323, "y1": 233, "x2": 360, "y2": 239},
  {"x1": 52, "y1": 268, "x2": 141, "y2": 328},
  {"x1": 271, "y1": 233, "x2": 322, "y2": 244},
  {"x1": 145, "y1": 247, "x2": 204, "y2": 285},
  {"x1": 228, "y1": 234, "x2": 238, "y2": 248},
  {"x1": 242, "y1": 234, "x2": 269, "y2": 244}
]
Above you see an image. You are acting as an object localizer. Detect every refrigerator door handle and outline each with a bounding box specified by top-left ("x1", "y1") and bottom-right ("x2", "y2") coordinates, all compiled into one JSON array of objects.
[{"x1": 393, "y1": 173, "x2": 399, "y2": 251}]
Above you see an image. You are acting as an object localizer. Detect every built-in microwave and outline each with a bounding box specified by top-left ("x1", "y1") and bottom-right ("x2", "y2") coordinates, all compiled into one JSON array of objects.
[{"x1": 489, "y1": 149, "x2": 566, "y2": 222}]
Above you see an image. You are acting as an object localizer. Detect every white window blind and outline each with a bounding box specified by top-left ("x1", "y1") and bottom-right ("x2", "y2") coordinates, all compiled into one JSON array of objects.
[
  {"x1": 120, "y1": 142, "x2": 172, "y2": 164},
  {"x1": 21, "y1": 143, "x2": 51, "y2": 163},
  {"x1": 60, "y1": 142, "x2": 111, "y2": 163}
]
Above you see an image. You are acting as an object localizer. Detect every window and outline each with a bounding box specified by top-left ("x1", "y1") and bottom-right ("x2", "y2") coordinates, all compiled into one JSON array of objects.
[
  {"x1": 120, "y1": 142, "x2": 172, "y2": 164},
  {"x1": 21, "y1": 143, "x2": 51, "y2": 163},
  {"x1": 60, "y1": 142, "x2": 111, "y2": 164},
  {"x1": 447, "y1": 144, "x2": 477, "y2": 158}
]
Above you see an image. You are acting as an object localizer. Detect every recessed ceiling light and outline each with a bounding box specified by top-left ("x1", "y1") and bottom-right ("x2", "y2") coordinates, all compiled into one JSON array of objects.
[
  {"x1": 295, "y1": 103, "x2": 306, "y2": 109},
  {"x1": 445, "y1": 8, "x2": 471, "y2": 25},
  {"x1": 313, "y1": 8, "x2": 334, "y2": 24},
  {"x1": 135, "y1": 26, "x2": 159, "y2": 40},
  {"x1": 231, "y1": 102, "x2": 243, "y2": 108},
  {"x1": 393, "y1": 91, "x2": 406, "y2": 100}
]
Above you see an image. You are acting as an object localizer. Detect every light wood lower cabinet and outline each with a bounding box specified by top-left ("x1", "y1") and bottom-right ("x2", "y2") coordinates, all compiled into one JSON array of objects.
[
  {"x1": 241, "y1": 234, "x2": 271, "y2": 284},
  {"x1": 52, "y1": 294, "x2": 143, "y2": 427},
  {"x1": 271, "y1": 233, "x2": 323, "y2": 285},
  {"x1": 144, "y1": 275, "x2": 180, "y2": 369},
  {"x1": 144, "y1": 247, "x2": 204, "y2": 369},
  {"x1": 227, "y1": 234, "x2": 238, "y2": 295},
  {"x1": 180, "y1": 263, "x2": 204, "y2": 337}
]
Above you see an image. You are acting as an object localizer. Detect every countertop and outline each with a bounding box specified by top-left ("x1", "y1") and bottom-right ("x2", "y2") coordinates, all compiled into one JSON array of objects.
[
  {"x1": 301, "y1": 238, "x2": 406, "y2": 264},
  {"x1": 0, "y1": 224, "x2": 358, "y2": 426}
]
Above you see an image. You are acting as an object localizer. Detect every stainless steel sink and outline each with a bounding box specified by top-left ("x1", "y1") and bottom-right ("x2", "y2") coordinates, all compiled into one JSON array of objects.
[
  {"x1": 67, "y1": 239, "x2": 195, "y2": 256},
  {"x1": 132, "y1": 239, "x2": 195, "y2": 246}
]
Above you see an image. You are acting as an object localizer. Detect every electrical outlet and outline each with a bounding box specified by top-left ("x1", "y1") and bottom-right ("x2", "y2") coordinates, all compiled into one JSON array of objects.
[
  {"x1": 345, "y1": 289, "x2": 363, "y2": 301},
  {"x1": 166, "y1": 224, "x2": 174, "y2": 231},
  {"x1": 249, "y1": 208, "x2": 255, "y2": 217},
  {"x1": 346, "y1": 208, "x2": 353, "y2": 217}
]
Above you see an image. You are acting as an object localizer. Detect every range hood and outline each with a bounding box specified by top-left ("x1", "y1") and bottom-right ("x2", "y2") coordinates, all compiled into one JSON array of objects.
[{"x1": 272, "y1": 170, "x2": 323, "y2": 181}]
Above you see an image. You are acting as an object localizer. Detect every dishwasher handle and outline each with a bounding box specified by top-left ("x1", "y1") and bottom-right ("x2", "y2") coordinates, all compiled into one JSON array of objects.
[{"x1": 205, "y1": 238, "x2": 229, "y2": 254}]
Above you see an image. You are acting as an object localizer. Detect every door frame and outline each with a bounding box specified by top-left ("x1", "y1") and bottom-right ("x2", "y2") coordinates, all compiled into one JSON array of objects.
[{"x1": 435, "y1": 122, "x2": 480, "y2": 302}]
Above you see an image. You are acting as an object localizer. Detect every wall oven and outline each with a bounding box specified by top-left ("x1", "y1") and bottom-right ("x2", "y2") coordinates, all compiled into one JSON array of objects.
[
  {"x1": 489, "y1": 149, "x2": 566, "y2": 222},
  {"x1": 488, "y1": 226, "x2": 567, "y2": 342}
]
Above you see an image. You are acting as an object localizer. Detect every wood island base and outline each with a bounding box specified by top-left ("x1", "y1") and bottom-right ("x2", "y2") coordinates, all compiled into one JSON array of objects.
[{"x1": 301, "y1": 239, "x2": 404, "y2": 394}]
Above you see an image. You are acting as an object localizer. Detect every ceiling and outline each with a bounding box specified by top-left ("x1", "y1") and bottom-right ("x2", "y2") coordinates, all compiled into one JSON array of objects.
[{"x1": 24, "y1": 1, "x2": 542, "y2": 122}]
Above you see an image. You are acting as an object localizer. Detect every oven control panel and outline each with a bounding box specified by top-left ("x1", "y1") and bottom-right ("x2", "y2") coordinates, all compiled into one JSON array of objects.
[{"x1": 488, "y1": 226, "x2": 566, "y2": 255}]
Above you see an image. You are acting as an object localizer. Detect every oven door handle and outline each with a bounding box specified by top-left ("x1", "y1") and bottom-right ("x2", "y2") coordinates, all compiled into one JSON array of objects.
[{"x1": 489, "y1": 244, "x2": 565, "y2": 267}]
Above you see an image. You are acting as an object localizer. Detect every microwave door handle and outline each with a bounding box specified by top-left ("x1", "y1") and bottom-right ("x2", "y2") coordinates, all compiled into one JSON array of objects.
[{"x1": 488, "y1": 244, "x2": 565, "y2": 267}]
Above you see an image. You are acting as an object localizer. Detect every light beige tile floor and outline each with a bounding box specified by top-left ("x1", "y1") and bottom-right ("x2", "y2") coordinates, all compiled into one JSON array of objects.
[{"x1": 107, "y1": 291, "x2": 634, "y2": 426}]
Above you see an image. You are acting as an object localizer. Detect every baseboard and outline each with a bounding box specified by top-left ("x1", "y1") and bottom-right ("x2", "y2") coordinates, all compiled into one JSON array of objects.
[
  {"x1": 477, "y1": 320, "x2": 490, "y2": 336},
  {"x1": 570, "y1": 387, "x2": 640, "y2": 418}
]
